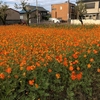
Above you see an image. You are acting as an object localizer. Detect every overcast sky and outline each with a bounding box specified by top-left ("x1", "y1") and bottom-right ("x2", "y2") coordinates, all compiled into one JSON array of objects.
[{"x1": 2, "y1": 0, "x2": 76, "y2": 11}]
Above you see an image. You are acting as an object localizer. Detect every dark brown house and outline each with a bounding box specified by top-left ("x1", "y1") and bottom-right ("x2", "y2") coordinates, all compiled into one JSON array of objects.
[
  {"x1": 0, "y1": 8, "x2": 20, "y2": 25},
  {"x1": 6, "y1": 8, "x2": 20, "y2": 24}
]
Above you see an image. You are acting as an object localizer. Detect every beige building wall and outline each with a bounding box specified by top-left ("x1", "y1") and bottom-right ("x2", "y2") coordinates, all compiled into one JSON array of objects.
[
  {"x1": 20, "y1": 14, "x2": 27, "y2": 21},
  {"x1": 77, "y1": 1, "x2": 100, "y2": 20},
  {"x1": 85, "y1": 1, "x2": 99, "y2": 13},
  {"x1": 51, "y1": 3, "x2": 69, "y2": 21}
]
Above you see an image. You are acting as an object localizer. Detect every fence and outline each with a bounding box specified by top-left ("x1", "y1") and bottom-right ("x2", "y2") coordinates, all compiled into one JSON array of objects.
[{"x1": 71, "y1": 19, "x2": 100, "y2": 25}]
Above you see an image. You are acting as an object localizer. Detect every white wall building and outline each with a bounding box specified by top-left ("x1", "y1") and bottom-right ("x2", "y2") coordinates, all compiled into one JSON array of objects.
[{"x1": 77, "y1": 0, "x2": 100, "y2": 19}]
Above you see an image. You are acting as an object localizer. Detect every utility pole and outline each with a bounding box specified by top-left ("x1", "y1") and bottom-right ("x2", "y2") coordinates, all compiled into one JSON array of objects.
[
  {"x1": 67, "y1": 0, "x2": 71, "y2": 24},
  {"x1": 36, "y1": 0, "x2": 38, "y2": 24},
  {"x1": 67, "y1": 0, "x2": 70, "y2": 20}
]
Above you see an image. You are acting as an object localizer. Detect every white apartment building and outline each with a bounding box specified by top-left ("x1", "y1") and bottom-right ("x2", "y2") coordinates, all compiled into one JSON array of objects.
[{"x1": 77, "y1": 0, "x2": 100, "y2": 19}]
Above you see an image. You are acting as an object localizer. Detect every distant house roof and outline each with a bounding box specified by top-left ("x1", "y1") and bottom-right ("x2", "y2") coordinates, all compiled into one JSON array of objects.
[
  {"x1": 19, "y1": 5, "x2": 48, "y2": 14},
  {"x1": 7, "y1": 8, "x2": 20, "y2": 13}
]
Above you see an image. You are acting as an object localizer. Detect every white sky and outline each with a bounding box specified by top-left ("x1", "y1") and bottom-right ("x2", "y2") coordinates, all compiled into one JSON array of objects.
[{"x1": 3, "y1": 0, "x2": 76, "y2": 11}]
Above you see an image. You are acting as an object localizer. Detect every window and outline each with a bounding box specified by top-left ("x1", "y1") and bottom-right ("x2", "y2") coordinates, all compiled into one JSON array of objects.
[
  {"x1": 20, "y1": 16, "x2": 23, "y2": 19},
  {"x1": 60, "y1": 6, "x2": 62, "y2": 10},
  {"x1": 52, "y1": 8, "x2": 56, "y2": 10},
  {"x1": 85, "y1": 3, "x2": 95, "y2": 9}
]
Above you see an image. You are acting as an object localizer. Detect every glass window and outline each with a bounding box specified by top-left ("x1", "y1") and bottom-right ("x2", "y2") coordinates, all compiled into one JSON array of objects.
[
  {"x1": 20, "y1": 16, "x2": 23, "y2": 19},
  {"x1": 85, "y1": 3, "x2": 95, "y2": 9},
  {"x1": 60, "y1": 6, "x2": 62, "y2": 10}
]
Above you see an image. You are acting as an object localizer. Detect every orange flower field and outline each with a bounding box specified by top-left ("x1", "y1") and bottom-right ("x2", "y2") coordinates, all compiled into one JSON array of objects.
[{"x1": 0, "y1": 25, "x2": 100, "y2": 100}]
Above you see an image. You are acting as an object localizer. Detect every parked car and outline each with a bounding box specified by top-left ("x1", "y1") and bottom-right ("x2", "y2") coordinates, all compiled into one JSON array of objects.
[{"x1": 49, "y1": 18, "x2": 60, "y2": 23}]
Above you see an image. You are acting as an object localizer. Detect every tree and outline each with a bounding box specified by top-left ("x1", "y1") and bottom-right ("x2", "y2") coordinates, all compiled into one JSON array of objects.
[
  {"x1": 0, "y1": 1, "x2": 9, "y2": 25},
  {"x1": 76, "y1": 0, "x2": 87, "y2": 25},
  {"x1": 15, "y1": 0, "x2": 31, "y2": 26}
]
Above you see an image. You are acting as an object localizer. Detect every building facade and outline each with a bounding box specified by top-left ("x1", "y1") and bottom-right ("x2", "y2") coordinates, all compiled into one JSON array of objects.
[
  {"x1": 0, "y1": 8, "x2": 20, "y2": 25},
  {"x1": 51, "y1": 2, "x2": 76, "y2": 21},
  {"x1": 20, "y1": 5, "x2": 48, "y2": 24},
  {"x1": 6, "y1": 8, "x2": 20, "y2": 24},
  {"x1": 77, "y1": 0, "x2": 100, "y2": 19}
]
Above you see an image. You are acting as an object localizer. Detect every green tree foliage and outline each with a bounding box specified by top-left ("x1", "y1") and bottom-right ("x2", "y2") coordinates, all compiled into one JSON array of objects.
[
  {"x1": 0, "y1": 1, "x2": 9, "y2": 25},
  {"x1": 76, "y1": 0, "x2": 87, "y2": 25},
  {"x1": 15, "y1": 0, "x2": 31, "y2": 26}
]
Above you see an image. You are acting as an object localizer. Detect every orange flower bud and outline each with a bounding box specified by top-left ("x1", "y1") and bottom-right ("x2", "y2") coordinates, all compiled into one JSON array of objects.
[
  {"x1": 84, "y1": 54, "x2": 87, "y2": 58},
  {"x1": 35, "y1": 83, "x2": 39, "y2": 88}
]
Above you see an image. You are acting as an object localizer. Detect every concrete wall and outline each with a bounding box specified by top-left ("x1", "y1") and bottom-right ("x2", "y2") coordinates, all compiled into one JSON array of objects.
[{"x1": 71, "y1": 19, "x2": 100, "y2": 25}]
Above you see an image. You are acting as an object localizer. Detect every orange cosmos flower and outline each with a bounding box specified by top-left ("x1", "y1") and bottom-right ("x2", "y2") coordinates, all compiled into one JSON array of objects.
[
  {"x1": 84, "y1": 54, "x2": 87, "y2": 58},
  {"x1": 69, "y1": 66, "x2": 74, "y2": 71},
  {"x1": 56, "y1": 54, "x2": 62, "y2": 63},
  {"x1": 23, "y1": 72, "x2": 26, "y2": 76},
  {"x1": 26, "y1": 65, "x2": 36, "y2": 71},
  {"x1": 87, "y1": 64, "x2": 91, "y2": 68},
  {"x1": 14, "y1": 75, "x2": 18, "y2": 79},
  {"x1": 71, "y1": 72, "x2": 76, "y2": 80},
  {"x1": 75, "y1": 60, "x2": 79, "y2": 64},
  {"x1": 20, "y1": 67, "x2": 24, "y2": 70},
  {"x1": 36, "y1": 62, "x2": 40, "y2": 67},
  {"x1": 48, "y1": 68, "x2": 52, "y2": 73},
  {"x1": 93, "y1": 49, "x2": 98, "y2": 54},
  {"x1": 97, "y1": 68, "x2": 100, "y2": 72},
  {"x1": 63, "y1": 60, "x2": 68, "y2": 67},
  {"x1": 5, "y1": 67, "x2": 12, "y2": 74},
  {"x1": 0, "y1": 61, "x2": 5, "y2": 66},
  {"x1": 56, "y1": 73, "x2": 60, "y2": 79},
  {"x1": 72, "y1": 53, "x2": 78, "y2": 59},
  {"x1": 76, "y1": 72, "x2": 82, "y2": 80},
  {"x1": 0, "y1": 73, "x2": 5, "y2": 79},
  {"x1": 77, "y1": 67, "x2": 80, "y2": 71},
  {"x1": 69, "y1": 62, "x2": 73, "y2": 66},
  {"x1": 90, "y1": 58, "x2": 94, "y2": 62},
  {"x1": 87, "y1": 49, "x2": 91, "y2": 54},
  {"x1": 28, "y1": 80, "x2": 34, "y2": 86},
  {"x1": 46, "y1": 55, "x2": 52, "y2": 61},
  {"x1": 20, "y1": 60, "x2": 26, "y2": 67}
]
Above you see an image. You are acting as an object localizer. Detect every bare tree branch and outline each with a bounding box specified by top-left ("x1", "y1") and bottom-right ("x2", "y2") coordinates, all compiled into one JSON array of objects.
[
  {"x1": 15, "y1": 0, "x2": 31, "y2": 25},
  {"x1": 0, "y1": 1, "x2": 9, "y2": 25}
]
